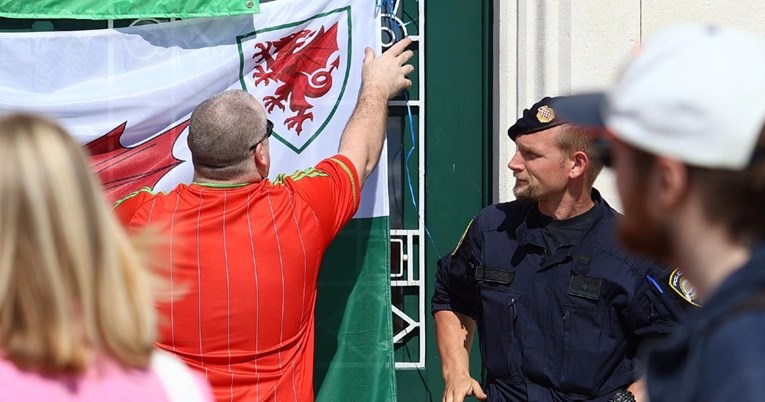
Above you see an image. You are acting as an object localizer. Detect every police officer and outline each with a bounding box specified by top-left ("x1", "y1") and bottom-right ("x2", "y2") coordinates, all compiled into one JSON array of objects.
[{"x1": 431, "y1": 97, "x2": 687, "y2": 402}]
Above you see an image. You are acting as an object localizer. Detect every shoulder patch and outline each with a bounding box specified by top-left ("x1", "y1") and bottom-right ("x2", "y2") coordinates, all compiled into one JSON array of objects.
[
  {"x1": 668, "y1": 268, "x2": 702, "y2": 307},
  {"x1": 451, "y1": 219, "x2": 474, "y2": 256}
]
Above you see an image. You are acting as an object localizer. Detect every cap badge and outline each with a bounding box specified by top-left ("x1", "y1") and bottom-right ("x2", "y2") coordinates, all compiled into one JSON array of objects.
[{"x1": 536, "y1": 105, "x2": 555, "y2": 123}]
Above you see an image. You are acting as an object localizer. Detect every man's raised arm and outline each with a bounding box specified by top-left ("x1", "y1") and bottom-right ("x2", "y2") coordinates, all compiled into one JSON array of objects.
[{"x1": 338, "y1": 37, "x2": 414, "y2": 187}]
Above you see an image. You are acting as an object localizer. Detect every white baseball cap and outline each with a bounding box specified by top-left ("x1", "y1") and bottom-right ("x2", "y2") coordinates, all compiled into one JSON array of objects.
[{"x1": 554, "y1": 24, "x2": 765, "y2": 170}]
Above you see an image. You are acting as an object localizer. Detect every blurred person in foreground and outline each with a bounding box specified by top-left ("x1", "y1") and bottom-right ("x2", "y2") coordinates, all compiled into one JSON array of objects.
[
  {"x1": 556, "y1": 24, "x2": 765, "y2": 402},
  {"x1": 114, "y1": 38, "x2": 414, "y2": 402},
  {"x1": 432, "y1": 96, "x2": 688, "y2": 402},
  {"x1": 0, "y1": 114, "x2": 214, "y2": 402}
]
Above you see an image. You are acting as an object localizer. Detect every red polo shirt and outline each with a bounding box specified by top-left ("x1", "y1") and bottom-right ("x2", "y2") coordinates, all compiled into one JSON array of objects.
[{"x1": 115, "y1": 156, "x2": 360, "y2": 402}]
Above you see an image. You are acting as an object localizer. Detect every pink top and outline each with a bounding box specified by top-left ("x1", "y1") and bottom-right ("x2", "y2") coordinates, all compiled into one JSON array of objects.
[{"x1": 0, "y1": 355, "x2": 214, "y2": 402}]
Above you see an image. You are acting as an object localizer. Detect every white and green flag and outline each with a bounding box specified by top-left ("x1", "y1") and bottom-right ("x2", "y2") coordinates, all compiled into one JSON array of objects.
[
  {"x1": 0, "y1": 0, "x2": 395, "y2": 400},
  {"x1": 0, "y1": 0, "x2": 261, "y2": 19}
]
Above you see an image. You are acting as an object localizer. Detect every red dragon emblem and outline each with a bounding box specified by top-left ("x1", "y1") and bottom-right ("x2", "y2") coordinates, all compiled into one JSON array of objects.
[
  {"x1": 86, "y1": 120, "x2": 188, "y2": 203},
  {"x1": 252, "y1": 22, "x2": 340, "y2": 135}
]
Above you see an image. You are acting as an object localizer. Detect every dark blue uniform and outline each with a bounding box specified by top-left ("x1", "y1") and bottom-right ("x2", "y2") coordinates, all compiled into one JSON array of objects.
[
  {"x1": 647, "y1": 244, "x2": 765, "y2": 402},
  {"x1": 432, "y1": 190, "x2": 685, "y2": 401}
]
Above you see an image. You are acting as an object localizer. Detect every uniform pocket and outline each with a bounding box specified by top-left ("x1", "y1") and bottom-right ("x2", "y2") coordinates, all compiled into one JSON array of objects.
[
  {"x1": 559, "y1": 303, "x2": 608, "y2": 395},
  {"x1": 476, "y1": 282, "x2": 524, "y2": 382}
]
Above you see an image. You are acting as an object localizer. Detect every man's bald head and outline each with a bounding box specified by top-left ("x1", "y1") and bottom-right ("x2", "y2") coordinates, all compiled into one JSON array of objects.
[{"x1": 188, "y1": 90, "x2": 268, "y2": 181}]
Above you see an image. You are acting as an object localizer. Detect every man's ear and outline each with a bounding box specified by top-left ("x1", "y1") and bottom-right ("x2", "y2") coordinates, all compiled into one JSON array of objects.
[
  {"x1": 568, "y1": 150, "x2": 589, "y2": 180},
  {"x1": 651, "y1": 156, "x2": 689, "y2": 210},
  {"x1": 253, "y1": 142, "x2": 268, "y2": 167}
]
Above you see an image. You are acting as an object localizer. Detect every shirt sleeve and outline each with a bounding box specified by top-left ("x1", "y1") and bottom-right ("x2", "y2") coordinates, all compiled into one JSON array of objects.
[
  {"x1": 113, "y1": 187, "x2": 155, "y2": 227},
  {"x1": 286, "y1": 154, "x2": 361, "y2": 242},
  {"x1": 431, "y1": 219, "x2": 481, "y2": 320},
  {"x1": 623, "y1": 263, "x2": 688, "y2": 337}
]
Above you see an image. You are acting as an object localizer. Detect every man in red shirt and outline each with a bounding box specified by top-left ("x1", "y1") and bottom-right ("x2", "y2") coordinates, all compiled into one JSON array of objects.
[{"x1": 115, "y1": 38, "x2": 413, "y2": 402}]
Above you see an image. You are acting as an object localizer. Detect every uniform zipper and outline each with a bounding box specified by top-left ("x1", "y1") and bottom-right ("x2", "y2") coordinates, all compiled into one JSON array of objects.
[{"x1": 508, "y1": 297, "x2": 518, "y2": 322}]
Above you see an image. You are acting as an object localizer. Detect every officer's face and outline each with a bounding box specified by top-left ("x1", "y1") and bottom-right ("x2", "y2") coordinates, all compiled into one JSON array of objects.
[
  {"x1": 612, "y1": 140, "x2": 673, "y2": 262},
  {"x1": 508, "y1": 127, "x2": 570, "y2": 202}
]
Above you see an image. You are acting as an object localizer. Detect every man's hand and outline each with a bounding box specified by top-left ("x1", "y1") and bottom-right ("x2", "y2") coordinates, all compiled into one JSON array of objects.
[
  {"x1": 442, "y1": 372, "x2": 487, "y2": 402},
  {"x1": 627, "y1": 378, "x2": 647, "y2": 402},
  {"x1": 361, "y1": 37, "x2": 414, "y2": 100},
  {"x1": 337, "y1": 37, "x2": 414, "y2": 186},
  {"x1": 435, "y1": 310, "x2": 486, "y2": 402}
]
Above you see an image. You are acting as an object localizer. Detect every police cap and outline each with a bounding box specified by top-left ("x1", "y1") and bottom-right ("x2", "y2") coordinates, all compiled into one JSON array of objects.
[{"x1": 507, "y1": 96, "x2": 567, "y2": 141}]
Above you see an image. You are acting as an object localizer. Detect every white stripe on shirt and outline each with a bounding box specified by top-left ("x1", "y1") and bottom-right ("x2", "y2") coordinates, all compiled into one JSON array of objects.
[
  {"x1": 195, "y1": 190, "x2": 208, "y2": 380},
  {"x1": 169, "y1": 193, "x2": 181, "y2": 351},
  {"x1": 222, "y1": 193, "x2": 234, "y2": 402},
  {"x1": 245, "y1": 189, "x2": 260, "y2": 400}
]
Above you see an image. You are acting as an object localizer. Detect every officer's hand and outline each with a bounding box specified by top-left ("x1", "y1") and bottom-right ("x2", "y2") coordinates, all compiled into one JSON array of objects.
[
  {"x1": 442, "y1": 373, "x2": 487, "y2": 402},
  {"x1": 628, "y1": 378, "x2": 648, "y2": 402}
]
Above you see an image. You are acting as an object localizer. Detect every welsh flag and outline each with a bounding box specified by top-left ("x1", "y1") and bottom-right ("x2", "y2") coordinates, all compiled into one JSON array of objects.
[{"x1": 0, "y1": 0, "x2": 396, "y2": 401}]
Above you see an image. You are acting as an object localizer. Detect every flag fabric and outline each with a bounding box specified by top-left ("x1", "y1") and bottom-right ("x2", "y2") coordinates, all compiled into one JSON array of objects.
[
  {"x1": 0, "y1": 0, "x2": 260, "y2": 20},
  {"x1": 0, "y1": 0, "x2": 396, "y2": 400}
]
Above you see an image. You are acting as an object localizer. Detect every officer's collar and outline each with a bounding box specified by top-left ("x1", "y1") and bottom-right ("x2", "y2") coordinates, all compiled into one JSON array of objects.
[{"x1": 516, "y1": 189, "x2": 606, "y2": 244}]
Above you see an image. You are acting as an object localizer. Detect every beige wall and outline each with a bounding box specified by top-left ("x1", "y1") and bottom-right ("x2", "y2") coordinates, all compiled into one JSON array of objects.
[{"x1": 494, "y1": 0, "x2": 765, "y2": 209}]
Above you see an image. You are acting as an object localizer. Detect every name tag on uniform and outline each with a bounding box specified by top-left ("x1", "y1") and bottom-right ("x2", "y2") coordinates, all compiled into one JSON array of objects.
[
  {"x1": 569, "y1": 274, "x2": 602, "y2": 300},
  {"x1": 475, "y1": 266, "x2": 515, "y2": 285}
]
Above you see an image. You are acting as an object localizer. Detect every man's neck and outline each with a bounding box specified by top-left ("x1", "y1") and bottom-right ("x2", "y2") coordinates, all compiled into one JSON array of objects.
[
  {"x1": 192, "y1": 172, "x2": 263, "y2": 185},
  {"x1": 672, "y1": 205, "x2": 751, "y2": 299},
  {"x1": 537, "y1": 188, "x2": 595, "y2": 220}
]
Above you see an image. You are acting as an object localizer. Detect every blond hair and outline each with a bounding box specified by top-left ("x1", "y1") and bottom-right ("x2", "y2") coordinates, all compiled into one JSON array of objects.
[
  {"x1": 554, "y1": 124, "x2": 605, "y2": 185},
  {"x1": 0, "y1": 114, "x2": 158, "y2": 374}
]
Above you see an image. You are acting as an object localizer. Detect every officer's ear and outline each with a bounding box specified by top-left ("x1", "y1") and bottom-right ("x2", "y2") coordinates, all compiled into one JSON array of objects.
[{"x1": 568, "y1": 150, "x2": 589, "y2": 180}]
